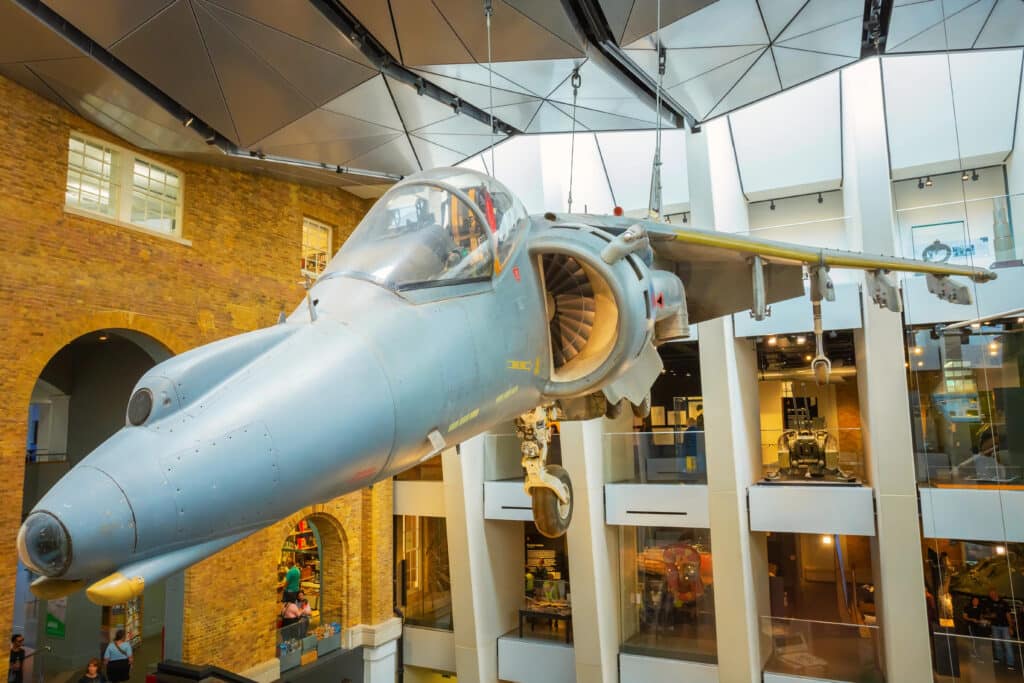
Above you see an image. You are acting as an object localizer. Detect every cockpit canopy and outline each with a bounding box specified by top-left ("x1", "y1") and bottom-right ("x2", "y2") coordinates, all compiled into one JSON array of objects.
[{"x1": 327, "y1": 168, "x2": 528, "y2": 291}]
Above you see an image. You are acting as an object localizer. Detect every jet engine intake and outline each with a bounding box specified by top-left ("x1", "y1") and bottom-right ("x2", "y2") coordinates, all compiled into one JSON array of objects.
[{"x1": 530, "y1": 225, "x2": 659, "y2": 403}]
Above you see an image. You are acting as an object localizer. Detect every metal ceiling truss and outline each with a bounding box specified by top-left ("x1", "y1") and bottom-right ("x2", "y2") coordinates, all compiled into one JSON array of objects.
[
  {"x1": 562, "y1": 0, "x2": 695, "y2": 130},
  {"x1": 860, "y1": 0, "x2": 895, "y2": 58}
]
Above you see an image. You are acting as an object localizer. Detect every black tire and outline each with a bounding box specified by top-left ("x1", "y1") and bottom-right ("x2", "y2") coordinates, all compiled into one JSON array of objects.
[{"x1": 532, "y1": 464, "x2": 573, "y2": 539}]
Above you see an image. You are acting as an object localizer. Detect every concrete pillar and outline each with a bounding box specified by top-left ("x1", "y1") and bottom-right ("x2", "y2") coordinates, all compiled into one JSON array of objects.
[
  {"x1": 843, "y1": 57, "x2": 933, "y2": 683},
  {"x1": 687, "y1": 120, "x2": 772, "y2": 682},
  {"x1": 363, "y1": 640, "x2": 397, "y2": 683},
  {"x1": 441, "y1": 439, "x2": 523, "y2": 683},
  {"x1": 560, "y1": 418, "x2": 622, "y2": 683}
]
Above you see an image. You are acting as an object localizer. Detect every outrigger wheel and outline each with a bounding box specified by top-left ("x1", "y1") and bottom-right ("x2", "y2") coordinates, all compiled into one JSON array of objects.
[{"x1": 515, "y1": 405, "x2": 574, "y2": 539}]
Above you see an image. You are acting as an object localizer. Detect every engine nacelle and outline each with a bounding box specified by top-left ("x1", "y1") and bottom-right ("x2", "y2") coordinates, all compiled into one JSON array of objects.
[{"x1": 529, "y1": 224, "x2": 661, "y2": 406}]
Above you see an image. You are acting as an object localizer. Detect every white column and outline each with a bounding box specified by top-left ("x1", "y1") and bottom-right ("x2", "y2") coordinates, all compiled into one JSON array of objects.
[
  {"x1": 843, "y1": 57, "x2": 932, "y2": 683},
  {"x1": 442, "y1": 439, "x2": 523, "y2": 683},
  {"x1": 688, "y1": 120, "x2": 772, "y2": 682},
  {"x1": 363, "y1": 640, "x2": 397, "y2": 683},
  {"x1": 560, "y1": 417, "x2": 626, "y2": 683}
]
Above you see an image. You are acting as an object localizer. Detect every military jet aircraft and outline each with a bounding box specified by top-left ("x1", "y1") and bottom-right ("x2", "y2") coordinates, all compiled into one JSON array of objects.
[{"x1": 18, "y1": 167, "x2": 994, "y2": 606}]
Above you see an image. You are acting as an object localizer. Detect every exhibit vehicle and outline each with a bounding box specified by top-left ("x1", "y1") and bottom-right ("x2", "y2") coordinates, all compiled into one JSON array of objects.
[
  {"x1": 765, "y1": 408, "x2": 857, "y2": 484},
  {"x1": 18, "y1": 168, "x2": 996, "y2": 606}
]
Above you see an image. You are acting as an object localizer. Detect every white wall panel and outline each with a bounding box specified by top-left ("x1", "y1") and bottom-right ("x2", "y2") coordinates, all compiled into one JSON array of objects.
[
  {"x1": 884, "y1": 51, "x2": 1022, "y2": 180},
  {"x1": 749, "y1": 485, "x2": 876, "y2": 535},
  {"x1": 619, "y1": 653, "x2": 718, "y2": 683},
  {"x1": 402, "y1": 626, "x2": 455, "y2": 673},
  {"x1": 483, "y1": 480, "x2": 533, "y2": 520},
  {"x1": 729, "y1": 75, "x2": 842, "y2": 201},
  {"x1": 393, "y1": 480, "x2": 446, "y2": 518},
  {"x1": 497, "y1": 636, "x2": 575, "y2": 683},
  {"x1": 919, "y1": 487, "x2": 1024, "y2": 542},
  {"x1": 605, "y1": 483, "x2": 710, "y2": 527},
  {"x1": 733, "y1": 282, "x2": 863, "y2": 337},
  {"x1": 596, "y1": 129, "x2": 689, "y2": 214}
]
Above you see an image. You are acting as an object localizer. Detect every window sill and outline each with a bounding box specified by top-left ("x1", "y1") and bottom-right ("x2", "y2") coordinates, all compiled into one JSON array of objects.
[{"x1": 64, "y1": 206, "x2": 193, "y2": 247}]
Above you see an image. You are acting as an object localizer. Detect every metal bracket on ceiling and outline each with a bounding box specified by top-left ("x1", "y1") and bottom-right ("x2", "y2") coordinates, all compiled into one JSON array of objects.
[
  {"x1": 311, "y1": 0, "x2": 523, "y2": 136},
  {"x1": 861, "y1": 0, "x2": 895, "y2": 57},
  {"x1": 563, "y1": 0, "x2": 696, "y2": 131}
]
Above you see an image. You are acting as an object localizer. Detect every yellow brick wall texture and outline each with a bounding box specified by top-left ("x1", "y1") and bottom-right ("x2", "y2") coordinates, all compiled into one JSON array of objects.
[{"x1": 0, "y1": 74, "x2": 394, "y2": 673}]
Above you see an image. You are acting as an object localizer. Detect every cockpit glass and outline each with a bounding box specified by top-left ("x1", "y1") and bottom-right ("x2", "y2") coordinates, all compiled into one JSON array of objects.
[
  {"x1": 327, "y1": 182, "x2": 494, "y2": 291},
  {"x1": 325, "y1": 168, "x2": 529, "y2": 291}
]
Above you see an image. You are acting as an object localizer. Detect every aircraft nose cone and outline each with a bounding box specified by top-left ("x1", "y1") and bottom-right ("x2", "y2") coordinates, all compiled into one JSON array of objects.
[{"x1": 17, "y1": 512, "x2": 70, "y2": 577}]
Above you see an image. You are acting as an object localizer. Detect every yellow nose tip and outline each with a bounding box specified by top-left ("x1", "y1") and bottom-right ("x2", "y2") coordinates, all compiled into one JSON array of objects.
[{"x1": 86, "y1": 572, "x2": 145, "y2": 606}]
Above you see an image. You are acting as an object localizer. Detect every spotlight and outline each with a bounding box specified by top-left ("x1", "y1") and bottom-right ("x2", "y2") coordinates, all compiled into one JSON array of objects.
[
  {"x1": 961, "y1": 170, "x2": 969, "y2": 181},
  {"x1": 971, "y1": 322, "x2": 981, "y2": 329},
  {"x1": 98, "y1": 334, "x2": 108, "y2": 341},
  {"x1": 972, "y1": 169, "x2": 979, "y2": 181},
  {"x1": 925, "y1": 176, "x2": 933, "y2": 187},
  {"x1": 916, "y1": 361, "x2": 924, "y2": 367},
  {"x1": 905, "y1": 362, "x2": 909, "y2": 368},
  {"x1": 796, "y1": 335, "x2": 806, "y2": 344},
  {"x1": 828, "y1": 330, "x2": 838, "y2": 339},
  {"x1": 770, "y1": 200, "x2": 776, "y2": 211},
  {"x1": 996, "y1": 545, "x2": 1006, "y2": 555},
  {"x1": 989, "y1": 341, "x2": 1000, "y2": 351},
  {"x1": 804, "y1": 354, "x2": 812, "y2": 361},
  {"x1": 912, "y1": 346, "x2": 923, "y2": 356},
  {"x1": 821, "y1": 535, "x2": 833, "y2": 546},
  {"x1": 1017, "y1": 317, "x2": 1024, "y2": 324},
  {"x1": 683, "y1": 212, "x2": 689, "y2": 224},
  {"x1": 183, "y1": 116, "x2": 195, "y2": 128},
  {"x1": 817, "y1": 193, "x2": 823, "y2": 204},
  {"x1": 767, "y1": 336, "x2": 778, "y2": 346},
  {"x1": 918, "y1": 178, "x2": 924, "y2": 189}
]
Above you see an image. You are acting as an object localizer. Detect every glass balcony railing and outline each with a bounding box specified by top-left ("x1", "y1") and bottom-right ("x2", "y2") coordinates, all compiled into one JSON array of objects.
[
  {"x1": 518, "y1": 579, "x2": 572, "y2": 643},
  {"x1": 485, "y1": 433, "x2": 562, "y2": 481},
  {"x1": 759, "y1": 427, "x2": 867, "y2": 484},
  {"x1": 604, "y1": 431, "x2": 707, "y2": 485},
  {"x1": 928, "y1": 629, "x2": 1024, "y2": 681},
  {"x1": 761, "y1": 616, "x2": 884, "y2": 683}
]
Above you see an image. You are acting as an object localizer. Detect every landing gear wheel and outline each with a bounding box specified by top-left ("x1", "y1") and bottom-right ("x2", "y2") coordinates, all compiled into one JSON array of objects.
[{"x1": 532, "y1": 465, "x2": 573, "y2": 539}]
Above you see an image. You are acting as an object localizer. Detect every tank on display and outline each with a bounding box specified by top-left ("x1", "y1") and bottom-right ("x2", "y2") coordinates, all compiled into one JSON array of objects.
[{"x1": 18, "y1": 168, "x2": 996, "y2": 606}]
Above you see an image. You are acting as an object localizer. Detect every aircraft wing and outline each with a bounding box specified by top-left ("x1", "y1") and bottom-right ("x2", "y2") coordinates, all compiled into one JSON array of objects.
[{"x1": 640, "y1": 221, "x2": 997, "y2": 324}]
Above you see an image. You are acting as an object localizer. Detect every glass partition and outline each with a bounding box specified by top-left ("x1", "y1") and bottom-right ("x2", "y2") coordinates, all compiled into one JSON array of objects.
[
  {"x1": 921, "y1": 537, "x2": 1024, "y2": 681},
  {"x1": 395, "y1": 516, "x2": 452, "y2": 630},
  {"x1": 619, "y1": 527, "x2": 716, "y2": 662},
  {"x1": 761, "y1": 617, "x2": 883, "y2": 682},
  {"x1": 756, "y1": 331, "x2": 867, "y2": 484},
  {"x1": 604, "y1": 431, "x2": 707, "y2": 484},
  {"x1": 905, "y1": 317, "x2": 1024, "y2": 488}
]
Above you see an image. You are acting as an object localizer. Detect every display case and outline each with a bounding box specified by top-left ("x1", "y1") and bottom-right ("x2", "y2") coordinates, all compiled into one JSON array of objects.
[
  {"x1": 619, "y1": 527, "x2": 716, "y2": 662},
  {"x1": 605, "y1": 430, "x2": 707, "y2": 484},
  {"x1": 756, "y1": 331, "x2": 867, "y2": 485},
  {"x1": 395, "y1": 516, "x2": 452, "y2": 630}
]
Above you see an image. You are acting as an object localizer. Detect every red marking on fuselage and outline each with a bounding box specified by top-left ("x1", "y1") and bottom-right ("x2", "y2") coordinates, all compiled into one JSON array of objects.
[{"x1": 513, "y1": 266, "x2": 521, "y2": 281}]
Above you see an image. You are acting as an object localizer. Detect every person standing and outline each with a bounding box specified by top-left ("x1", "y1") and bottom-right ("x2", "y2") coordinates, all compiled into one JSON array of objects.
[
  {"x1": 962, "y1": 596, "x2": 988, "y2": 660},
  {"x1": 985, "y1": 589, "x2": 1016, "y2": 671},
  {"x1": 78, "y1": 658, "x2": 107, "y2": 683},
  {"x1": 281, "y1": 559, "x2": 301, "y2": 603},
  {"x1": 103, "y1": 630, "x2": 133, "y2": 683},
  {"x1": 8, "y1": 635, "x2": 36, "y2": 683}
]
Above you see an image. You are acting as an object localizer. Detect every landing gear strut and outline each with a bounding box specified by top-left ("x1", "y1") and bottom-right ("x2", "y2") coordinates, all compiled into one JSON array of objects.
[{"x1": 515, "y1": 406, "x2": 573, "y2": 538}]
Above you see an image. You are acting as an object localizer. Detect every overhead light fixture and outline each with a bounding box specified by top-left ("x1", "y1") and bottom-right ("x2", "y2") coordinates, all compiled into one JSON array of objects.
[
  {"x1": 804, "y1": 354, "x2": 812, "y2": 361},
  {"x1": 912, "y1": 346, "x2": 924, "y2": 356},
  {"x1": 817, "y1": 193, "x2": 823, "y2": 204},
  {"x1": 183, "y1": 116, "x2": 195, "y2": 128},
  {"x1": 767, "y1": 336, "x2": 778, "y2": 346},
  {"x1": 989, "y1": 340, "x2": 1000, "y2": 351},
  {"x1": 683, "y1": 212, "x2": 689, "y2": 224},
  {"x1": 904, "y1": 361, "x2": 909, "y2": 368},
  {"x1": 918, "y1": 178, "x2": 924, "y2": 189},
  {"x1": 1017, "y1": 317, "x2": 1024, "y2": 323},
  {"x1": 971, "y1": 322, "x2": 981, "y2": 329},
  {"x1": 925, "y1": 176, "x2": 933, "y2": 187},
  {"x1": 770, "y1": 200, "x2": 776, "y2": 211},
  {"x1": 796, "y1": 335, "x2": 806, "y2": 344},
  {"x1": 961, "y1": 170, "x2": 969, "y2": 181},
  {"x1": 916, "y1": 361, "x2": 924, "y2": 367},
  {"x1": 996, "y1": 545, "x2": 1006, "y2": 556},
  {"x1": 972, "y1": 169, "x2": 979, "y2": 181},
  {"x1": 821, "y1": 535, "x2": 833, "y2": 546}
]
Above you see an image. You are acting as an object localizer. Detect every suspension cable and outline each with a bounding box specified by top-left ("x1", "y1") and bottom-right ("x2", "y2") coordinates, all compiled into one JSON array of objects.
[
  {"x1": 648, "y1": 0, "x2": 664, "y2": 219},
  {"x1": 568, "y1": 68, "x2": 581, "y2": 213},
  {"x1": 484, "y1": 0, "x2": 496, "y2": 177}
]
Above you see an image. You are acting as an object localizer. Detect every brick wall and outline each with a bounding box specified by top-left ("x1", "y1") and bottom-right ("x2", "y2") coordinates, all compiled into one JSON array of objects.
[{"x1": 0, "y1": 74, "x2": 393, "y2": 674}]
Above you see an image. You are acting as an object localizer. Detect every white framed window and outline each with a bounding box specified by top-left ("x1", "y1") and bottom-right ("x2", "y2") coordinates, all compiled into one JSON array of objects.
[
  {"x1": 65, "y1": 132, "x2": 184, "y2": 237},
  {"x1": 301, "y1": 217, "x2": 333, "y2": 277}
]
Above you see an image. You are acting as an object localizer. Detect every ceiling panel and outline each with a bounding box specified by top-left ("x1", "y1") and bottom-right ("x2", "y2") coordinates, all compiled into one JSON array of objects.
[
  {"x1": 321, "y1": 77, "x2": 406, "y2": 131},
  {"x1": 886, "y1": 0, "x2": 1024, "y2": 54},
  {"x1": 772, "y1": 46, "x2": 852, "y2": 89},
  {"x1": 0, "y1": 1, "x2": 85, "y2": 63},
  {"x1": 344, "y1": 135, "x2": 420, "y2": 176},
  {"x1": 199, "y1": 2, "x2": 376, "y2": 107},
  {"x1": 975, "y1": 0, "x2": 1024, "y2": 49},
  {"x1": 760, "y1": 0, "x2": 809, "y2": 42},
  {"x1": 596, "y1": 0, "x2": 715, "y2": 46},
  {"x1": 707, "y1": 49, "x2": 779, "y2": 118},
  {"x1": 41, "y1": 0, "x2": 173, "y2": 48},
  {"x1": 665, "y1": 49, "x2": 764, "y2": 121}
]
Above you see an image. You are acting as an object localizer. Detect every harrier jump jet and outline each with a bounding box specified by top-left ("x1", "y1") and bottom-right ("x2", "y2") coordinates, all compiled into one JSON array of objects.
[{"x1": 19, "y1": 168, "x2": 994, "y2": 605}]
